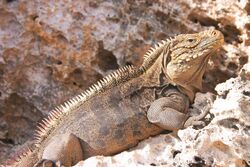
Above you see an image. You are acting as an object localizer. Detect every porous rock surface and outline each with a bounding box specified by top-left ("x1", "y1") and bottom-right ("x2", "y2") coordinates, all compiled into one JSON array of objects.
[
  {"x1": 75, "y1": 75, "x2": 250, "y2": 167},
  {"x1": 0, "y1": 0, "x2": 249, "y2": 166}
]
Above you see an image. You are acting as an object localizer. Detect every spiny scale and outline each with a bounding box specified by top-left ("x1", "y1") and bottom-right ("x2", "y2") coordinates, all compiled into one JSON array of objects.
[
  {"x1": 141, "y1": 39, "x2": 169, "y2": 71},
  {"x1": 3, "y1": 146, "x2": 33, "y2": 166},
  {"x1": 143, "y1": 39, "x2": 168, "y2": 61},
  {"x1": 34, "y1": 65, "x2": 137, "y2": 146}
]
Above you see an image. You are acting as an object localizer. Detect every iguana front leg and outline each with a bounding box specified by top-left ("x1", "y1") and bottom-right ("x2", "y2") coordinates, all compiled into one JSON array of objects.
[
  {"x1": 34, "y1": 133, "x2": 83, "y2": 167},
  {"x1": 147, "y1": 90, "x2": 189, "y2": 131},
  {"x1": 147, "y1": 98, "x2": 188, "y2": 130},
  {"x1": 147, "y1": 90, "x2": 211, "y2": 131}
]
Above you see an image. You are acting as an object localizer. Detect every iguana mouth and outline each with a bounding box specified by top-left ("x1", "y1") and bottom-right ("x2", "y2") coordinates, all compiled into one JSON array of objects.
[{"x1": 202, "y1": 38, "x2": 224, "y2": 51}]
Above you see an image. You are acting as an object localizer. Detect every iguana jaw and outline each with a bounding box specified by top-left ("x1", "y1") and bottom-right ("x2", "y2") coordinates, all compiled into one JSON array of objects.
[{"x1": 164, "y1": 29, "x2": 224, "y2": 100}]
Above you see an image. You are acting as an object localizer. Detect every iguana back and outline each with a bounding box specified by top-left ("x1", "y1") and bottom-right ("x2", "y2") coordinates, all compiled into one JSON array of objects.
[{"x1": 48, "y1": 76, "x2": 164, "y2": 158}]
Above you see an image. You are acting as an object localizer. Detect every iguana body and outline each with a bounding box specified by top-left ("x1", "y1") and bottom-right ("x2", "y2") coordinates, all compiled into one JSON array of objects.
[{"x1": 6, "y1": 30, "x2": 224, "y2": 167}]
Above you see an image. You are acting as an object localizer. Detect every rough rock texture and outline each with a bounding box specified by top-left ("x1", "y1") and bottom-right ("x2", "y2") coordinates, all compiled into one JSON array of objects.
[
  {"x1": 75, "y1": 77, "x2": 250, "y2": 166},
  {"x1": 0, "y1": 0, "x2": 249, "y2": 165}
]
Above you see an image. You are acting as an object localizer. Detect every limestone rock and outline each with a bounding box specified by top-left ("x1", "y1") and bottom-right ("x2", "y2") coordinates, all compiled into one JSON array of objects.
[{"x1": 74, "y1": 77, "x2": 250, "y2": 166}]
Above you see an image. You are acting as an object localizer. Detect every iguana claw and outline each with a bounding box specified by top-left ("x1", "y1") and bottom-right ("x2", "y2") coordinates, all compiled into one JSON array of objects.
[
  {"x1": 183, "y1": 99, "x2": 212, "y2": 128},
  {"x1": 34, "y1": 159, "x2": 64, "y2": 167}
]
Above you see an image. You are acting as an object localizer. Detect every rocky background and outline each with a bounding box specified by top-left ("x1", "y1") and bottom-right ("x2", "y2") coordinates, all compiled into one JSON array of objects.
[{"x1": 0, "y1": 0, "x2": 249, "y2": 166}]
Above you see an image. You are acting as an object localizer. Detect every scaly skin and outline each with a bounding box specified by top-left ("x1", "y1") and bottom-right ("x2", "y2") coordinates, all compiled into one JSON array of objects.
[{"x1": 5, "y1": 29, "x2": 224, "y2": 167}]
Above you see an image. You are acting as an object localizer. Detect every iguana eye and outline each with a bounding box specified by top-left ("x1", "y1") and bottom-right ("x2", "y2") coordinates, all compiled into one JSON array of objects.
[{"x1": 187, "y1": 38, "x2": 196, "y2": 43}]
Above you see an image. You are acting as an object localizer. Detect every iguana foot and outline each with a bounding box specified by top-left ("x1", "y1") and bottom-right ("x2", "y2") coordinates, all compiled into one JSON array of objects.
[
  {"x1": 183, "y1": 92, "x2": 214, "y2": 128},
  {"x1": 183, "y1": 101, "x2": 211, "y2": 128},
  {"x1": 37, "y1": 133, "x2": 83, "y2": 167},
  {"x1": 34, "y1": 159, "x2": 63, "y2": 167}
]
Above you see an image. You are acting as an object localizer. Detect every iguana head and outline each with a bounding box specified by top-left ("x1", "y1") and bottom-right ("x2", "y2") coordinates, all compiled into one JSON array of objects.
[{"x1": 163, "y1": 29, "x2": 224, "y2": 100}]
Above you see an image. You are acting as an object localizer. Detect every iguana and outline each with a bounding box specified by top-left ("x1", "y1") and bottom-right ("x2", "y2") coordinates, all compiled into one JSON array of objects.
[{"x1": 4, "y1": 29, "x2": 224, "y2": 167}]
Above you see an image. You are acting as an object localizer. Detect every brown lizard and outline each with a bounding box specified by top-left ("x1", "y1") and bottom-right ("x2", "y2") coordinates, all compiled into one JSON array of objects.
[{"x1": 5, "y1": 29, "x2": 224, "y2": 167}]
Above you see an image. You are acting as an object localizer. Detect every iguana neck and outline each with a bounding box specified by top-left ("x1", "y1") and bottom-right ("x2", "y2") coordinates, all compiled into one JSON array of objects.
[
  {"x1": 139, "y1": 41, "x2": 171, "y2": 87},
  {"x1": 162, "y1": 52, "x2": 210, "y2": 102},
  {"x1": 177, "y1": 56, "x2": 209, "y2": 102},
  {"x1": 140, "y1": 53, "x2": 168, "y2": 88}
]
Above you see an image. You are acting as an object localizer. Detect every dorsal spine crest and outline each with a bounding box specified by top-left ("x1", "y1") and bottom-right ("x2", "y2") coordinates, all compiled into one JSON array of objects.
[{"x1": 29, "y1": 37, "x2": 170, "y2": 151}]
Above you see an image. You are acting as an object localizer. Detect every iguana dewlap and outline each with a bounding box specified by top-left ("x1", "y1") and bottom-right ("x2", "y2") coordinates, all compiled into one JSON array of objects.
[{"x1": 6, "y1": 29, "x2": 224, "y2": 167}]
